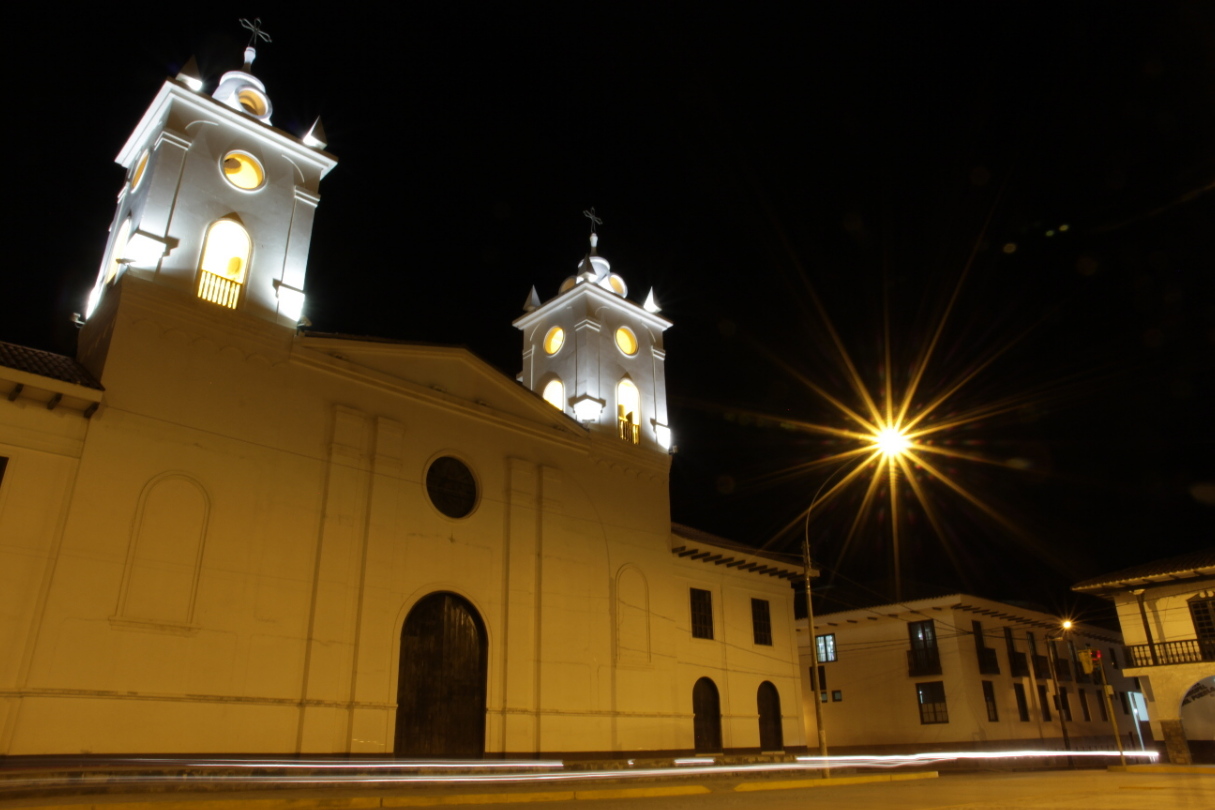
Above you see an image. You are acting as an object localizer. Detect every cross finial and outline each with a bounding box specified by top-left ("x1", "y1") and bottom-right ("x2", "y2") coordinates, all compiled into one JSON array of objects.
[
  {"x1": 240, "y1": 18, "x2": 272, "y2": 48},
  {"x1": 583, "y1": 207, "x2": 603, "y2": 235}
]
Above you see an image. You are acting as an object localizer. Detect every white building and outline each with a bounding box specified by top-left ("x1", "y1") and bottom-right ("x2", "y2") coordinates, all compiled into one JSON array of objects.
[
  {"x1": 0, "y1": 44, "x2": 806, "y2": 758},
  {"x1": 1073, "y1": 549, "x2": 1215, "y2": 764},
  {"x1": 797, "y1": 594, "x2": 1145, "y2": 755}
]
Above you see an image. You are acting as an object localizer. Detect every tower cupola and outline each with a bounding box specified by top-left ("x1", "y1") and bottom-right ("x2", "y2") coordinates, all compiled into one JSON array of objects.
[
  {"x1": 515, "y1": 215, "x2": 673, "y2": 452},
  {"x1": 211, "y1": 19, "x2": 274, "y2": 123}
]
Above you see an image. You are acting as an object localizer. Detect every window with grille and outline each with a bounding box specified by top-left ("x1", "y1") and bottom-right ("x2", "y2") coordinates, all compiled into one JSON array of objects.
[
  {"x1": 690, "y1": 588, "x2": 713, "y2": 639},
  {"x1": 916, "y1": 681, "x2": 949, "y2": 724},
  {"x1": 982, "y1": 680, "x2": 999, "y2": 722},
  {"x1": 1013, "y1": 683, "x2": 1030, "y2": 721},
  {"x1": 751, "y1": 598, "x2": 772, "y2": 646},
  {"x1": 816, "y1": 633, "x2": 837, "y2": 662},
  {"x1": 1190, "y1": 597, "x2": 1215, "y2": 640}
]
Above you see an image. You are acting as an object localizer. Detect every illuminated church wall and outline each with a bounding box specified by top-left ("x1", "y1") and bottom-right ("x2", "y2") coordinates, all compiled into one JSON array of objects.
[{"x1": 0, "y1": 46, "x2": 803, "y2": 758}]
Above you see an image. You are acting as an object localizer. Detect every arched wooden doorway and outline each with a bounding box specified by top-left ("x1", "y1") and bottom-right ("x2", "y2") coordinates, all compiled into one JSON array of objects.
[
  {"x1": 757, "y1": 681, "x2": 783, "y2": 751},
  {"x1": 693, "y1": 677, "x2": 722, "y2": 753},
  {"x1": 394, "y1": 592, "x2": 488, "y2": 757}
]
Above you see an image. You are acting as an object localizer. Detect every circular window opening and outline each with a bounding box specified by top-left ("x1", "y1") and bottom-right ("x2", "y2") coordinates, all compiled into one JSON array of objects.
[
  {"x1": 238, "y1": 89, "x2": 268, "y2": 117},
  {"x1": 608, "y1": 274, "x2": 628, "y2": 296},
  {"x1": 130, "y1": 150, "x2": 150, "y2": 190},
  {"x1": 426, "y1": 456, "x2": 478, "y2": 519},
  {"x1": 222, "y1": 152, "x2": 265, "y2": 190},
  {"x1": 543, "y1": 326, "x2": 564, "y2": 355},
  {"x1": 615, "y1": 326, "x2": 638, "y2": 356}
]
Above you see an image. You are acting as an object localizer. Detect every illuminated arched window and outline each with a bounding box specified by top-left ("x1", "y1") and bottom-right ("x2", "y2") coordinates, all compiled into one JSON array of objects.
[
  {"x1": 197, "y1": 219, "x2": 251, "y2": 309},
  {"x1": 105, "y1": 218, "x2": 132, "y2": 284},
  {"x1": 617, "y1": 379, "x2": 640, "y2": 444},
  {"x1": 542, "y1": 378, "x2": 565, "y2": 411}
]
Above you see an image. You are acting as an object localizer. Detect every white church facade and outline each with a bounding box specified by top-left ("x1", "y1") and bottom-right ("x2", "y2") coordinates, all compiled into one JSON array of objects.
[{"x1": 0, "y1": 45, "x2": 806, "y2": 758}]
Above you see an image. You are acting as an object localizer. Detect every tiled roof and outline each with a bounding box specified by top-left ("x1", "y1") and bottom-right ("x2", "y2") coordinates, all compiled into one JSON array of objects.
[
  {"x1": 0, "y1": 341, "x2": 103, "y2": 390},
  {"x1": 1072, "y1": 547, "x2": 1215, "y2": 592}
]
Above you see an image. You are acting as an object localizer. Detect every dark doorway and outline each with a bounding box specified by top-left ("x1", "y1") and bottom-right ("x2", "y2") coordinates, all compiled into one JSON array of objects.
[
  {"x1": 395, "y1": 592, "x2": 488, "y2": 757},
  {"x1": 693, "y1": 677, "x2": 722, "y2": 753},
  {"x1": 757, "y1": 681, "x2": 783, "y2": 751}
]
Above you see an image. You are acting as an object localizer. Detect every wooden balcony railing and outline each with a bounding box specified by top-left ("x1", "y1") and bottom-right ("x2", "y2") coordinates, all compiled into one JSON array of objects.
[
  {"x1": 976, "y1": 646, "x2": 1000, "y2": 675},
  {"x1": 907, "y1": 647, "x2": 942, "y2": 677},
  {"x1": 1009, "y1": 651, "x2": 1030, "y2": 678},
  {"x1": 1031, "y1": 654, "x2": 1050, "y2": 680},
  {"x1": 198, "y1": 270, "x2": 241, "y2": 309},
  {"x1": 1128, "y1": 638, "x2": 1215, "y2": 667}
]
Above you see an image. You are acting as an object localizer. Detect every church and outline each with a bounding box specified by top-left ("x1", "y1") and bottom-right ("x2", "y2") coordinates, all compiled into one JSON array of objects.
[{"x1": 0, "y1": 41, "x2": 805, "y2": 758}]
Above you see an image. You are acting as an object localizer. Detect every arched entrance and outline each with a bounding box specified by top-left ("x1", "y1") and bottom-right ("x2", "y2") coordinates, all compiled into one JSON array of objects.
[
  {"x1": 757, "y1": 681, "x2": 783, "y2": 751},
  {"x1": 394, "y1": 592, "x2": 488, "y2": 757},
  {"x1": 693, "y1": 677, "x2": 722, "y2": 753},
  {"x1": 1181, "y1": 675, "x2": 1215, "y2": 763}
]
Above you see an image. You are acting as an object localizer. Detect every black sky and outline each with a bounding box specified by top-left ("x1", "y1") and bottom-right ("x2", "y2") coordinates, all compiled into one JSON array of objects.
[{"x1": 9, "y1": 4, "x2": 1214, "y2": 621}]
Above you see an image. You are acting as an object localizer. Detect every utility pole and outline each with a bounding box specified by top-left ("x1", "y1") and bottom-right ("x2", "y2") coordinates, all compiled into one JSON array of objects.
[{"x1": 1079, "y1": 647, "x2": 1126, "y2": 767}]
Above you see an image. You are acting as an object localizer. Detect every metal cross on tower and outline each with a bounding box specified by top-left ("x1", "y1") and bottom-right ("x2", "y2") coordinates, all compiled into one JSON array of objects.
[
  {"x1": 583, "y1": 207, "x2": 603, "y2": 234},
  {"x1": 240, "y1": 18, "x2": 273, "y2": 47}
]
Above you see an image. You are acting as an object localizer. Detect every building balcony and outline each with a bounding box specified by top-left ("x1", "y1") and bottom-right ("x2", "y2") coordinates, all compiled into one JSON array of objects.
[
  {"x1": 1031, "y1": 654, "x2": 1050, "y2": 680},
  {"x1": 976, "y1": 646, "x2": 1000, "y2": 675},
  {"x1": 907, "y1": 648, "x2": 942, "y2": 677},
  {"x1": 1128, "y1": 638, "x2": 1215, "y2": 667},
  {"x1": 1009, "y1": 651, "x2": 1030, "y2": 678}
]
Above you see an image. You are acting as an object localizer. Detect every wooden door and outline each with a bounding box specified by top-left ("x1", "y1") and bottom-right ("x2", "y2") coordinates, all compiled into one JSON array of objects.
[
  {"x1": 757, "y1": 681, "x2": 783, "y2": 751},
  {"x1": 693, "y1": 677, "x2": 722, "y2": 753},
  {"x1": 394, "y1": 592, "x2": 488, "y2": 757}
]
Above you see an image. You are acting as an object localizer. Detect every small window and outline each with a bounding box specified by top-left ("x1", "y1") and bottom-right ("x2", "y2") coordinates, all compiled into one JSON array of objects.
[
  {"x1": 1097, "y1": 691, "x2": 1108, "y2": 721},
  {"x1": 238, "y1": 88, "x2": 268, "y2": 117},
  {"x1": 425, "y1": 456, "x2": 478, "y2": 519},
  {"x1": 543, "y1": 326, "x2": 564, "y2": 355},
  {"x1": 197, "y1": 219, "x2": 251, "y2": 308},
  {"x1": 130, "y1": 150, "x2": 150, "y2": 189},
  {"x1": 541, "y1": 378, "x2": 564, "y2": 410},
  {"x1": 751, "y1": 599, "x2": 772, "y2": 646},
  {"x1": 615, "y1": 326, "x2": 638, "y2": 356},
  {"x1": 617, "y1": 379, "x2": 640, "y2": 444},
  {"x1": 1078, "y1": 689, "x2": 1091, "y2": 722},
  {"x1": 816, "y1": 633, "x2": 837, "y2": 663},
  {"x1": 982, "y1": 681, "x2": 999, "y2": 722},
  {"x1": 1013, "y1": 683, "x2": 1030, "y2": 722},
  {"x1": 0, "y1": 456, "x2": 8, "y2": 489},
  {"x1": 1059, "y1": 687, "x2": 1072, "y2": 722},
  {"x1": 221, "y1": 152, "x2": 265, "y2": 190},
  {"x1": 831, "y1": 690, "x2": 843, "y2": 702},
  {"x1": 1038, "y1": 684, "x2": 1052, "y2": 722},
  {"x1": 690, "y1": 588, "x2": 713, "y2": 639},
  {"x1": 1118, "y1": 691, "x2": 1131, "y2": 715},
  {"x1": 916, "y1": 681, "x2": 949, "y2": 724},
  {"x1": 608, "y1": 274, "x2": 627, "y2": 296}
]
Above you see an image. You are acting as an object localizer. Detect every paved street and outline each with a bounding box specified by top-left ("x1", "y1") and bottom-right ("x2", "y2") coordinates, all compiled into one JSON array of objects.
[{"x1": 506, "y1": 770, "x2": 1213, "y2": 810}]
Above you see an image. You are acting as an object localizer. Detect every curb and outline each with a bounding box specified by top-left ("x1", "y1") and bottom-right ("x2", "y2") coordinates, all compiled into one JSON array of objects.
[
  {"x1": 1109, "y1": 764, "x2": 1215, "y2": 775},
  {"x1": 3, "y1": 771, "x2": 938, "y2": 809}
]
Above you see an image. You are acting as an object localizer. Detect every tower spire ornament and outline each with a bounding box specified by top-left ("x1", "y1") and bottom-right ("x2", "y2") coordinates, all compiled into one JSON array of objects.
[
  {"x1": 583, "y1": 207, "x2": 602, "y2": 234},
  {"x1": 240, "y1": 18, "x2": 272, "y2": 48}
]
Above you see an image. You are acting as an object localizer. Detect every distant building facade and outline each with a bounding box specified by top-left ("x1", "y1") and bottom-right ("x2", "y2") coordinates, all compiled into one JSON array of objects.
[
  {"x1": 0, "y1": 45, "x2": 806, "y2": 758},
  {"x1": 797, "y1": 594, "x2": 1146, "y2": 755},
  {"x1": 1074, "y1": 549, "x2": 1215, "y2": 764}
]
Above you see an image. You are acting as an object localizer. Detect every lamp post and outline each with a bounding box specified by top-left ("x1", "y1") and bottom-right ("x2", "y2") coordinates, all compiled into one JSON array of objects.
[
  {"x1": 803, "y1": 460, "x2": 857, "y2": 779},
  {"x1": 1083, "y1": 645, "x2": 1127, "y2": 767},
  {"x1": 1045, "y1": 621, "x2": 1075, "y2": 769}
]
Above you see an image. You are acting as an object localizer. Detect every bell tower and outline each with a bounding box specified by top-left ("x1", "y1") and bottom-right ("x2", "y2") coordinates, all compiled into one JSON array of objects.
[
  {"x1": 81, "y1": 23, "x2": 337, "y2": 344},
  {"x1": 514, "y1": 219, "x2": 673, "y2": 452}
]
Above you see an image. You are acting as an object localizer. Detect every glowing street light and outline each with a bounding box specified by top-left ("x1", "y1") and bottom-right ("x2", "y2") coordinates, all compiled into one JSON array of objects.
[{"x1": 874, "y1": 426, "x2": 910, "y2": 456}]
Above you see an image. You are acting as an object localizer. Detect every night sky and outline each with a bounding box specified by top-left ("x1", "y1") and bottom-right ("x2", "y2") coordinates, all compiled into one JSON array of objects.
[{"x1": 10, "y1": 5, "x2": 1213, "y2": 624}]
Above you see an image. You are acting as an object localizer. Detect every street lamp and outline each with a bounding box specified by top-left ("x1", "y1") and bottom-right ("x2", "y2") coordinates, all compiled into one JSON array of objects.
[
  {"x1": 1045, "y1": 620, "x2": 1075, "y2": 769},
  {"x1": 803, "y1": 460, "x2": 859, "y2": 779}
]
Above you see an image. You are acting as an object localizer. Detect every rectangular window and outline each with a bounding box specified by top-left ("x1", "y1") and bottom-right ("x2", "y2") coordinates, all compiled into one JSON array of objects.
[
  {"x1": 816, "y1": 633, "x2": 837, "y2": 662},
  {"x1": 0, "y1": 456, "x2": 7, "y2": 489},
  {"x1": 832, "y1": 690, "x2": 843, "y2": 702},
  {"x1": 916, "y1": 681, "x2": 949, "y2": 724},
  {"x1": 1108, "y1": 647, "x2": 1120, "y2": 669},
  {"x1": 751, "y1": 598, "x2": 772, "y2": 646},
  {"x1": 908, "y1": 619, "x2": 941, "y2": 675},
  {"x1": 814, "y1": 665, "x2": 827, "y2": 691},
  {"x1": 1059, "y1": 687, "x2": 1072, "y2": 722},
  {"x1": 1013, "y1": 683, "x2": 1030, "y2": 721},
  {"x1": 690, "y1": 588, "x2": 713, "y2": 639},
  {"x1": 1026, "y1": 631, "x2": 1037, "y2": 653},
  {"x1": 1097, "y1": 691, "x2": 1108, "y2": 721},
  {"x1": 982, "y1": 680, "x2": 999, "y2": 722},
  {"x1": 1190, "y1": 597, "x2": 1215, "y2": 640},
  {"x1": 1079, "y1": 689, "x2": 1091, "y2": 721},
  {"x1": 1118, "y1": 691, "x2": 1131, "y2": 715},
  {"x1": 1038, "y1": 684, "x2": 1052, "y2": 721}
]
